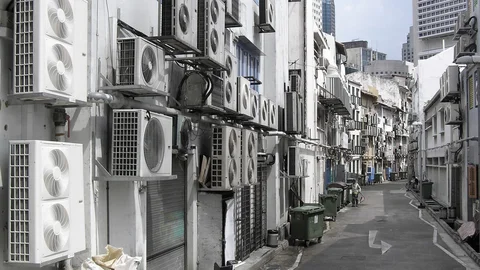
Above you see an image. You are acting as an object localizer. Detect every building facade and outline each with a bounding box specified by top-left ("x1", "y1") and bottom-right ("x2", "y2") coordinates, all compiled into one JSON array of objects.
[
  {"x1": 365, "y1": 60, "x2": 414, "y2": 79},
  {"x1": 343, "y1": 41, "x2": 387, "y2": 72},
  {"x1": 322, "y1": 0, "x2": 336, "y2": 37},
  {"x1": 313, "y1": 0, "x2": 323, "y2": 30},
  {"x1": 402, "y1": 26, "x2": 414, "y2": 63},
  {"x1": 412, "y1": 0, "x2": 468, "y2": 63}
]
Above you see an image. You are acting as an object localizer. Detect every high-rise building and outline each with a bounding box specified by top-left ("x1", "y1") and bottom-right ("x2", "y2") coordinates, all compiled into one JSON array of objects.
[
  {"x1": 402, "y1": 26, "x2": 414, "y2": 63},
  {"x1": 342, "y1": 41, "x2": 387, "y2": 72},
  {"x1": 313, "y1": 0, "x2": 323, "y2": 30},
  {"x1": 322, "y1": 0, "x2": 335, "y2": 36},
  {"x1": 412, "y1": 0, "x2": 467, "y2": 64}
]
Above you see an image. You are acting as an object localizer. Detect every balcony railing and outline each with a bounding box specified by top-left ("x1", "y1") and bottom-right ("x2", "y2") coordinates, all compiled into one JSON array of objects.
[
  {"x1": 362, "y1": 126, "x2": 378, "y2": 137},
  {"x1": 353, "y1": 146, "x2": 365, "y2": 155},
  {"x1": 347, "y1": 120, "x2": 362, "y2": 130},
  {"x1": 318, "y1": 77, "x2": 353, "y2": 118}
]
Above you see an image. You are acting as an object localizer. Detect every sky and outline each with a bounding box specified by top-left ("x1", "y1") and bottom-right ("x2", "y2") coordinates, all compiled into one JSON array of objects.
[{"x1": 335, "y1": 0, "x2": 413, "y2": 60}]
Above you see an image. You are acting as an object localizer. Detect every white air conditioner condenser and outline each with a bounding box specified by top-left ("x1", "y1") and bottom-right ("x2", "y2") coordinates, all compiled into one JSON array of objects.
[
  {"x1": 237, "y1": 77, "x2": 251, "y2": 117},
  {"x1": 250, "y1": 89, "x2": 260, "y2": 124},
  {"x1": 259, "y1": 94, "x2": 269, "y2": 127},
  {"x1": 268, "y1": 99, "x2": 278, "y2": 130},
  {"x1": 259, "y1": 0, "x2": 275, "y2": 32},
  {"x1": 8, "y1": 140, "x2": 85, "y2": 266},
  {"x1": 111, "y1": 109, "x2": 173, "y2": 177},
  {"x1": 161, "y1": 0, "x2": 198, "y2": 49},
  {"x1": 241, "y1": 129, "x2": 258, "y2": 185},
  {"x1": 117, "y1": 37, "x2": 165, "y2": 92},
  {"x1": 13, "y1": 0, "x2": 88, "y2": 103},
  {"x1": 211, "y1": 125, "x2": 242, "y2": 190},
  {"x1": 198, "y1": 0, "x2": 226, "y2": 66},
  {"x1": 223, "y1": 50, "x2": 238, "y2": 112}
]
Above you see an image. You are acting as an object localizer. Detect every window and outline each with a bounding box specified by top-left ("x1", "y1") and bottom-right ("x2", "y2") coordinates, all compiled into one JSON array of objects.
[{"x1": 236, "y1": 42, "x2": 261, "y2": 92}]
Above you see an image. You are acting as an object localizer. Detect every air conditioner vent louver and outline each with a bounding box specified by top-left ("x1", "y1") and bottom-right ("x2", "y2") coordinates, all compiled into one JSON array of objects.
[
  {"x1": 197, "y1": 0, "x2": 225, "y2": 66},
  {"x1": 241, "y1": 129, "x2": 258, "y2": 185},
  {"x1": 223, "y1": 51, "x2": 237, "y2": 112},
  {"x1": 14, "y1": 0, "x2": 35, "y2": 94}
]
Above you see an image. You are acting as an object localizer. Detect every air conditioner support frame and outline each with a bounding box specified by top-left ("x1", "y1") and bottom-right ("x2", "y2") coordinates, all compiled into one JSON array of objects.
[
  {"x1": 99, "y1": 85, "x2": 170, "y2": 98},
  {"x1": 225, "y1": 14, "x2": 242, "y2": 28},
  {"x1": 93, "y1": 159, "x2": 177, "y2": 182},
  {"x1": 256, "y1": 23, "x2": 275, "y2": 33},
  {"x1": 165, "y1": 56, "x2": 227, "y2": 72},
  {"x1": 7, "y1": 92, "x2": 90, "y2": 108}
]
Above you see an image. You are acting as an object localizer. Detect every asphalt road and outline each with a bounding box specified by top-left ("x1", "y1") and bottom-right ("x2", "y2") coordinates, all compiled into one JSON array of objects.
[{"x1": 262, "y1": 181, "x2": 480, "y2": 270}]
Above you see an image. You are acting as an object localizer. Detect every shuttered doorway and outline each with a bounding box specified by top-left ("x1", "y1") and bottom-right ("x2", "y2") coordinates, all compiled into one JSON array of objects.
[{"x1": 147, "y1": 160, "x2": 185, "y2": 270}]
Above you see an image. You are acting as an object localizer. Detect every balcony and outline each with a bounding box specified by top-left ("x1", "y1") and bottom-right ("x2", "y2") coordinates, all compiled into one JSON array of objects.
[
  {"x1": 347, "y1": 120, "x2": 362, "y2": 130},
  {"x1": 362, "y1": 126, "x2": 378, "y2": 137},
  {"x1": 353, "y1": 146, "x2": 366, "y2": 155},
  {"x1": 318, "y1": 77, "x2": 352, "y2": 118}
]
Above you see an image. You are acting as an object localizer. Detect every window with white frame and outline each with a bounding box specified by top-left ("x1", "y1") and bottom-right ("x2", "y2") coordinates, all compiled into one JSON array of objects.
[{"x1": 236, "y1": 42, "x2": 261, "y2": 92}]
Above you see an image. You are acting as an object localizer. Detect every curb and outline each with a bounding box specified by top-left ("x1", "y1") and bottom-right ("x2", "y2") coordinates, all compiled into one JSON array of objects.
[
  {"x1": 235, "y1": 240, "x2": 289, "y2": 270},
  {"x1": 410, "y1": 191, "x2": 480, "y2": 266}
]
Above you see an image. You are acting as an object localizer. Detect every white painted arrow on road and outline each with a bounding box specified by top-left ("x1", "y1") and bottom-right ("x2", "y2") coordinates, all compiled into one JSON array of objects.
[{"x1": 368, "y1": 230, "x2": 392, "y2": 255}]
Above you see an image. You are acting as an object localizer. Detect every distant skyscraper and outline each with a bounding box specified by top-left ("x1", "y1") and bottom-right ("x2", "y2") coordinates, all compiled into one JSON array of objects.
[
  {"x1": 342, "y1": 41, "x2": 387, "y2": 72},
  {"x1": 402, "y1": 26, "x2": 414, "y2": 63},
  {"x1": 322, "y1": 0, "x2": 335, "y2": 36},
  {"x1": 313, "y1": 0, "x2": 323, "y2": 30},
  {"x1": 412, "y1": 0, "x2": 467, "y2": 64}
]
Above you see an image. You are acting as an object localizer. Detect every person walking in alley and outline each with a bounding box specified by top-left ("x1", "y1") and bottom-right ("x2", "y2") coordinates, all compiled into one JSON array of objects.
[{"x1": 352, "y1": 180, "x2": 361, "y2": 207}]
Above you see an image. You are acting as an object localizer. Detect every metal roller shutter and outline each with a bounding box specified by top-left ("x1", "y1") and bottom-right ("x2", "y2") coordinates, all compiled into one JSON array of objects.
[{"x1": 147, "y1": 160, "x2": 185, "y2": 269}]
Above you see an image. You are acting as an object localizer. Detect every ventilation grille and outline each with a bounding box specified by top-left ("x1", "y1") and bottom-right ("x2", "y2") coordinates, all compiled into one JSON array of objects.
[
  {"x1": 211, "y1": 127, "x2": 224, "y2": 188},
  {"x1": 197, "y1": 0, "x2": 208, "y2": 53},
  {"x1": 112, "y1": 111, "x2": 140, "y2": 176},
  {"x1": 210, "y1": 76, "x2": 224, "y2": 107},
  {"x1": 231, "y1": 0, "x2": 239, "y2": 20},
  {"x1": 14, "y1": 0, "x2": 35, "y2": 94},
  {"x1": 161, "y1": 0, "x2": 174, "y2": 35},
  {"x1": 9, "y1": 143, "x2": 31, "y2": 262},
  {"x1": 117, "y1": 39, "x2": 136, "y2": 85}
]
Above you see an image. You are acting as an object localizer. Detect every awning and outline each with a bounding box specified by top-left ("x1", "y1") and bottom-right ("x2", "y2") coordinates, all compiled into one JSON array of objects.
[{"x1": 335, "y1": 42, "x2": 347, "y2": 56}]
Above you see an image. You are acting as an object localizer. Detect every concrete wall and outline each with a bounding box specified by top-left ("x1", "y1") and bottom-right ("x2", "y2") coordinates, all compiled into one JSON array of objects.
[{"x1": 365, "y1": 60, "x2": 411, "y2": 77}]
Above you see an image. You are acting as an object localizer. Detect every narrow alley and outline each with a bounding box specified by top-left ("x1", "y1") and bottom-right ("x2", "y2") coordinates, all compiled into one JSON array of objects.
[{"x1": 262, "y1": 181, "x2": 480, "y2": 270}]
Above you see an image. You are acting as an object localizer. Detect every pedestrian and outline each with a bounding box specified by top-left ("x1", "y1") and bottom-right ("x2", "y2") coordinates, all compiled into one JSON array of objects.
[{"x1": 352, "y1": 180, "x2": 361, "y2": 207}]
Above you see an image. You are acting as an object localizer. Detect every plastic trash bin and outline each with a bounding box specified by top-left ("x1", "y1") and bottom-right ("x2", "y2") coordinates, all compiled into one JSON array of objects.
[
  {"x1": 374, "y1": 173, "x2": 382, "y2": 183},
  {"x1": 289, "y1": 205, "x2": 325, "y2": 247},
  {"x1": 328, "y1": 182, "x2": 348, "y2": 207},
  {"x1": 327, "y1": 187, "x2": 343, "y2": 210},
  {"x1": 346, "y1": 183, "x2": 353, "y2": 205},
  {"x1": 422, "y1": 181, "x2": 433, "y2": 199},
  {"x1": 390, "y1": 172, "x2": 397, "y2": 181},
  {"x1": 319, "y1": 194, "x2": 338, "y2": 221}
]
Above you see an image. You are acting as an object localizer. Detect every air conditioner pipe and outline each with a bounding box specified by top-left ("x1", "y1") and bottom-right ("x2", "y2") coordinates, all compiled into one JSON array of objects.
[
  {"x1": 53, "y1": 108, "x2": 68, "y2": 142},
  {"x1": 87, "y1": 92, "x2": 227, "y2": 125}
]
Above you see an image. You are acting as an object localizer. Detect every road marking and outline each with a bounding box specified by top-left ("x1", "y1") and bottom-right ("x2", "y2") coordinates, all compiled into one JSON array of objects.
[
  {"x1": 404, "y1": 193, "x2": 467, "y2": 268},
  {"x1": 287, "y1": 248, "x2": 303, "y2": 270},
  {"x1": 368, "y1": 230, "x2": 392, "y2": 255}
]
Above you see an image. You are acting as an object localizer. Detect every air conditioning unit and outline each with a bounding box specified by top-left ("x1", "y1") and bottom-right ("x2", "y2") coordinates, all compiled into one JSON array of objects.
[
  {"x1": 288, "y1": 146, "x2": 301, "y2": 176},
  {"x1": 111, "y1": 109, "x2": 173, "y2": 177},
  {"x1": 13, "y1": 0, "x2": 88, "y2": 104},
  {"x1": 249, "y1": 89, "x2": 260, "y2": 124},
  {"x1": 223, "y1": 0, "x2": 240, "y2": 27},
  {"x1": 173, "y1": 115, "x2": 192, "y2": 152},
  {"x1": 241, "y1": 129, "x2": 258, "y2": 185},
  {"x1": 198, "y1": 0, "x2": 226, "y2": 66},
  {"x1": 259, "y1": 94, "x2": 269, "y2": 128},
  {"x1": 318, "y1": 56, "x2": 328, "y2": 70},
  {"x1": 444, "y1": 103, "x2": 462, "y2": 125},
  {"x1": 285, "y1": 91, "x2": 299, "y2": 133},
  {"x1": 454, "y1": 12, "x2": 469, "y2": 39},
  {"x1": 117, "y1": 37, "x2": 165, "y2": 92},
  {"x1": 223, "y1": 51, "x2": 238, "y2": 112},
  {"x1": 8, "y1": 140, "x2": 85, "y2": 266},
  {"x1": 259, "y1": 0, "x2": 275, "y2": 32},
  {"x1": 160, "y1": 0, "x2": 198, "y2": 50},
  {"x1": 440, "y1": 65, "x2": 460, "y2": 102},
  {"x1": 454, "y1": 35, "x2": 475, "y2": 61},
  {"x1": 181, "y1": 72, "x2": 223, "y2": 108},
  {"x1": 268, "y1": 99, "x2": 278, "y2": 130},
  {"x1": 289, "y1": 70, "x2": 301, "y2": 93},
  {"x1": 237, "y1": 77, "x2": 251, "y2": 117},
  {"x1": 211, "y1": 126, "x2": 241, "y2": 190}
]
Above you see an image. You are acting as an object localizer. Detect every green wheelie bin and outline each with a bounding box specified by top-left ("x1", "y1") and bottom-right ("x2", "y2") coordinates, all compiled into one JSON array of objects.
[
  {"x1": 422, "y1": 181, "x2": 433, "y2": 199},
  {"x1": 289, "y1": 205, "x2": 325, "y2": 247},
  {"x1": 319, "y1": 194, "x2": 338, "y2": 221},
  {"x1": 327, "y1": 187, "x2": 343, "y2": 210},
  {"x1": 327, "y1": 182, "x2": 348, "y2": 207}
]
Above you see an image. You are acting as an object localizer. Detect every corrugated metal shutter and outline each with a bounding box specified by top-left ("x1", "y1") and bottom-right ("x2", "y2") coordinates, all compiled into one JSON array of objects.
[{"x1": 147, "y1": 160, "x2": 185, "y2": 269}]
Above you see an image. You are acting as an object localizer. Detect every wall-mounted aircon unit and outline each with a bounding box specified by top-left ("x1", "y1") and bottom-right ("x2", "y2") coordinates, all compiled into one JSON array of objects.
[
  {"x1": 198, "y1": 0, "x2": 226, "y2": 66},
  {"x1": 117, "y1": 37, "x2": 165, "y2": 92},
  {"x1": 288, "y1": 146, "x2": 302, "y2": 176},
  {"x1": 161, "y1": 0, "x2": 198, "y2": 50},
  {"x1": 250, "y1": 89, "x2": 260, "y2": 124},
  {"x1": 444, "y1": 103, "x2": 462, "y2": 125},
  {"x1": 237, "y1": 77, "x2": 251, "y2": 117},
  {"x1": 111, "y1": 109, "x2": 173, "y2": 177},
  {"x1": 211, "y1": 126, "x2": 241, "y2": 189},
  {"x1": 289, "y1": 70, "x2": 302, "y2": 93},
  {"x1": 268, "y1": 99, "x2": 278, "y2": 130},
  {"x1": 454, "y1": 12, "x2": 469, "y2": 40},
  {"x1": 285, "y1": 91, "x2": 299, "y2": 133},
  {"x1": 259, "y1": 94, "x2": 269, "y2": 127},
  {"x1": 8, "y1": 140, "x2": 85, "y2": 266},
  {"x1": 259, "y1": 0, "x2": 275, "y2": 33},
  {"x1": 173, "y1": 115, "x2": 192, "y2": 151},
  {"x1": 454, "y1": 35, "x2": 475, "y2": 61},
  {"x1": 223, "y1": 0, "x2": 240, "y2": 27},
  {"x1": 241, "y1": 129, "x2": 258, "y2": 185},
  {"x1": 223, "y1": 51, "x2": 237, "y2": 112},
  {"x1": 13, "y1": 0, "x2": 88, "y2": 104},
  {"x1": 440, "y1": 65, "x2": 460, "y2": 102},
  {"x1": 181, "y1": 72, "x2": 223, "y2": 108}
]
